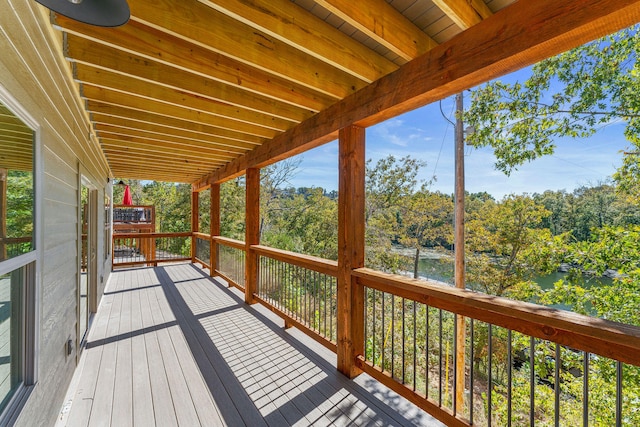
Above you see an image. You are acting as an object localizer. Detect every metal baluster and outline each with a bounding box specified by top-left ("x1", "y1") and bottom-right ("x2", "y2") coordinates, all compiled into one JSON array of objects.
[
  {"x1": 413, "y1": 300, "x2": 417, "y2": 391},
  {"x1": 372, "y1": 288, "x2": 376, "y2": 365},
  {"x1": 453, "y1": 312, "x2": 458, "y2": 415},
  {"x1": 616, "y1": 361, "x2": 622, "y2": 427},
  {"x1": 530, "y1": 336, "x2": 535, "y2": 427},
  {"x1": 314, "y1": 271, "x2": 319, "y2": 332},
  {"x1": 391, "y1": 295, "x2": 395, "y2": 379},
  {"x1": 555, "y1": 343, "x2": 560, "y2": 427},
  {"x1": 508, "y1": 330, "x2": 513, "y2": 427},
  {"x1": 402, "y1": 298, "x2": 406, "y2": 384},
  {"x1": 382, "y1": 292, "x2": 386, "y2": 371},
  {"x1": 488, "y1": 324, "x2": 492, "y2": 427},
  {"x1": 426, "y1": 305, "x2": 430, "y2": 398},
  {"x1": 470, "y1": 319, "x2": 474, "y2": 425},
  {"x1": 323, "y1": 274, "x2": 327, "y2": 340},
  {"x1": 583, "y1": 352, "x2": 589, "y2": 427},
  {"x1": 439, "y1": 309, "x2": 443, "y2": 407}
]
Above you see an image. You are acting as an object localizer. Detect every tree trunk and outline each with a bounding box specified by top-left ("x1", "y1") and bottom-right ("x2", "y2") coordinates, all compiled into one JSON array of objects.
[{"x1": 413, "y1": 247, "x2": 420, "y2": 279}]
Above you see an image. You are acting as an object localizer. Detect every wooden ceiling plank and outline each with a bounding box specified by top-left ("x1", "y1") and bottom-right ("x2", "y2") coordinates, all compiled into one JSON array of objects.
[
  {"x1": 314, "y1": 0, "x2": 438, "y2": 61},
  {"x1": 91, "y1": 114, "x2": 254, "y2": 153},
  {"x1": 80, "y1": 86, "x2": 278, "y2": 140},
  {"x1": 205, "y1": 0, "x2": 640, "y2": 184},
  {"x1": 65, "y1": 34, "x2": 314, "y2": 123},
  {"x1": 105, "y1": 150, "x2": 223, "y2": 166},
  {"x1": 74, "y1": 64, "x2": 295, "y2": 132},
  {"x1": 128, "y1": 0, "x2": 366, "y2": 98},
  {"x1": 197, "y1": 0, "x2": 397, "y2": 82},
  {"x1": 97, "y1": 131, "x2": 239, "y2": 160},
  {"x1": 432, "y1": 0, "x2": 492, "y2": 30},
  {"x1": 52, "y1": 15, "x2": 335, "y2": 112},
  {"x1": 106, "y1": 157, "x2": 223, "y2": 173},
  {"x1": 107, "y1": 162, "x2": 220, "y2": 176},
  {"x1": 108, "y1": 167, "x2": 207, "y2": 182},
  {"x1": 94, "y1": 122, "x2": 249, "y2": 156},
  {"x1": 86, "y1": 101, "x2": 265, "y2": 147}
]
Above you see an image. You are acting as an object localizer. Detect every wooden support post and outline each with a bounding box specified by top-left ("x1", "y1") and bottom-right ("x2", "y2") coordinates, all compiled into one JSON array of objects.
[
  {"x1": 210, "y1": 184, "x2": 220, "y2": 276},
  {"x1": 337, "y1": 125, "x2": 365, "y2": 379},
  {"x1": 454, "y1": 92, "x2": 466, "y2": 414},
  {"x1": 191, "y1": 189, "x2": 199, "y2": 263},
  {"x1": 245, "y1": 168, "x2": 260, "y2": 304}
]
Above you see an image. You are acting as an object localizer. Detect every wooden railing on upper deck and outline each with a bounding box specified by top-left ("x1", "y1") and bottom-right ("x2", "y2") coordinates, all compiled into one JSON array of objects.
[
  {"x1": 135, "y1": 231, "x2": 640, "y2": 426},
  {"x1": 112, "y1": 232, "x2": 191, "y2": 268}
]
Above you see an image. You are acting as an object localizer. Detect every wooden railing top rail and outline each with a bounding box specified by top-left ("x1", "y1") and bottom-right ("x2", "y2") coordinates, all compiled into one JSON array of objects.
[
  {"x1": 193, "y1": 232, "x2": 210, "y2": 240},
  {"x1": 113, "y1": 232, "x2": 192, "y2": 239},
  {"x1": 0, "y1": 236, "x2": 32, "y2": 244},
  {"x1": 213, "y1": 236, "x2": 245, "y2": 250},
  {"x1": 252, "y1": 244, "x2": 338, "y2": 276},
  {"x1": 353, "y1": 267, "x2": 640, "y2": 366}
]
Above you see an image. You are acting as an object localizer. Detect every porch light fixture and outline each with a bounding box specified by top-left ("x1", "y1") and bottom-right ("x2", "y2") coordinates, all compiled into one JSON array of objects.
[{"x1": 34, "y1": 0, "x2": 130, "y2": 27}]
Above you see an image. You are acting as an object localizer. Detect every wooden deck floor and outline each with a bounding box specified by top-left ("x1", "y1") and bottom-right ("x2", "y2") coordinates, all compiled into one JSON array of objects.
[{"x1": 57, "y1": 263, "x2": 443, "y2": 427}]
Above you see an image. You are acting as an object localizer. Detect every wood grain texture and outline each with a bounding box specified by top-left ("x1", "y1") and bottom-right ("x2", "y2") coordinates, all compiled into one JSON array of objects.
[{"x1": 207, "y1": 0, "x2": 640, "y2": 185}]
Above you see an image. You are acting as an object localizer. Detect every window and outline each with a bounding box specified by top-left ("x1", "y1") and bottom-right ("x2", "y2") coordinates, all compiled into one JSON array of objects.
[{"x1": 0, "y1": 90, "x2": 37, "y2": 423}]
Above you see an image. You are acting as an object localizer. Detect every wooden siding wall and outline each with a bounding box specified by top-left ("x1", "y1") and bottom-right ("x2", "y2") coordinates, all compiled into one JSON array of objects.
[{"x1": 0, "y1": 1, "x2": 111, "y2": 425}]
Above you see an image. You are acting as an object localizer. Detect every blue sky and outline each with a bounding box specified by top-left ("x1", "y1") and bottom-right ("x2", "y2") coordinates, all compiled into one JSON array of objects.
[{"x1": 283, "y1": 72, "x2": 631, "y2": 199}]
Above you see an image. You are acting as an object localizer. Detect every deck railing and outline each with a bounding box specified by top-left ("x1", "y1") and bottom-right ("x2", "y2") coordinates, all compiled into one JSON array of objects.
[
  {"x1": 253, "y1": 245, "x2": 338, "y2": 351},
  {"x1": 193, "y1": 232, "x2": 211, "y2": 269},
  {"x1": 353, "y1": 268, "x2": 640, "y2": 427},
  {"x1": 112, "y1": 232, "x2": 191, "y2": 268},
  {"x1": 119, "y1": 231, "x2": 640, "y2": 426},
  {"x1": 0, "y1": 236, "x2": 32, "y2": 260},
  {"x1": 214, "y1": 236, "x2": 245, "y2": 290}
]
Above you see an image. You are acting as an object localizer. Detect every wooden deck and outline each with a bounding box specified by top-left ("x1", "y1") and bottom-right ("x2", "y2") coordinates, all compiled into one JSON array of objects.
[{"x1": 57, "y1": 263, "x2": 442, "y2": 427}]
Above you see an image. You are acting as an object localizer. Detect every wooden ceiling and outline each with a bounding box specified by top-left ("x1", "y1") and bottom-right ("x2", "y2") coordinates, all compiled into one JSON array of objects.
[{"x1": 50, "y1": 0, "x2": 640, "y2": 185}]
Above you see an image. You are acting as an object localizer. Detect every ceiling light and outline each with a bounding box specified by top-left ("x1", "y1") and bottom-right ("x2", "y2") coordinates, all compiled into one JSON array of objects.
[{"x1": 34, "y1": 0, "x2": 130, "y2": 27}]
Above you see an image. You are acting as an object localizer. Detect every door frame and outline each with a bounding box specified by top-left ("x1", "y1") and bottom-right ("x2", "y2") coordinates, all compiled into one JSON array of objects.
[{"x1": 77, "y1": 172, "x2": 98, "y2": 356}]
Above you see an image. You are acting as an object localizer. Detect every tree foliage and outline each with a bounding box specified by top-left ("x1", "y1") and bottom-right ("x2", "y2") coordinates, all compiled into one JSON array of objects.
[{"x1": 463, "y1": 24, "x2": 640, "y2": 199}]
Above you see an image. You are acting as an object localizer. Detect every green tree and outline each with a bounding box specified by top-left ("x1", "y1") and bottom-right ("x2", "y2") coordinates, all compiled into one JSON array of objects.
[
  {"x1": 400, "y1": 189, "x2": 454, "y2": 277},
  {"x1": 220, "y1": 178, "x2": 245, "y2": 240},
  {"x1": 463, "y1": 25, "x2": 640, "y2": 199},
  {"x1": 465, "y1": 194, "x2": 566, "y2": 298},
  {"x1": 365, "y1": 155, "x2": 426, "y2": 273}
]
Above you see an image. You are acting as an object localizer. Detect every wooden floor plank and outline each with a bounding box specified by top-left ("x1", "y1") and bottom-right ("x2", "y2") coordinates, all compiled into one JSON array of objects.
[
  {"x1": 111, "y1": 272, "x2": 133, "y2": 427},
  {"x1": 87, "y1": 274, "x2": 124, "y2": 427},
  {"x1": 139, "y1": 268, "x2": 179, "y2": 427},
  {"x1": 129, "y1": 269, "x2": 156, "y2": 427},
  {"x1": 61, "y1": 263, "x2": 443, "y2": 427}
]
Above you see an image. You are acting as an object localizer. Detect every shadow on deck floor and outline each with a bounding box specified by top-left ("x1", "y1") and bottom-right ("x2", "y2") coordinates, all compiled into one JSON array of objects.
[{"x1": 58, "y1": 263, "x2": 443, "y2": 426}]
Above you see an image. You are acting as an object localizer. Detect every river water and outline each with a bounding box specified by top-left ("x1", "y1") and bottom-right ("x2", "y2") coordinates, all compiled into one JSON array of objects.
[{"x1": 415, "y1": 251, "x2": 612, "y2": 293}]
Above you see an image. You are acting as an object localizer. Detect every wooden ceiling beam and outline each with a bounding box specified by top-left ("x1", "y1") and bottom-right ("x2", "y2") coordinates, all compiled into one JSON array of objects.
[
  {"x1": 107, "y1": 164, "x2": 207, "y2": 182},
  {"x1": 65, "y1": 34, "x2": 313, "y2": 123},
  {"x1": 86, "y1": 101, "x2": 265, "y2": 147},
  {"x1": 80, "y1": 86, "x2": 279, "y2": 140},
  {"x1": 432, "y1": 0, "x2": 492, "y2": 30},
  {"x1": 105, "y1": 153, "x2": 223, "y2": 170},
  {"x1": 96, "y1": 129, "x2": 239, "y2": 160},
  {"x1": 313, "y1": 0, "x2": 438, "y2": 62},
  {"x1": 93, "y1": 121, "x2": 249, "y2": 155},
  {"x1": 128, "y1": 0, "x2": 366, "y2": 98},
  {"x1": 52, "y1": 15, "x2": 335, "y2": 112},
  {"x1": 74, "y1": 64, "x2": 295, "y2": 132},
  {"x1": 204, "y1": 0, "x2": 640, "y2": 185},
  {"x1": 197, "y1": 0, "x2": 397, "y2": 81},
  {"x1": 91, "y1": 114, "x2": 255, "y2": 153}
]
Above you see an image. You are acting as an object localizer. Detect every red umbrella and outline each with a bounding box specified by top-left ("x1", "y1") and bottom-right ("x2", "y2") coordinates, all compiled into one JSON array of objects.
[{"x1": 122, "y1": 185, "x2": 133, "y2": 205}]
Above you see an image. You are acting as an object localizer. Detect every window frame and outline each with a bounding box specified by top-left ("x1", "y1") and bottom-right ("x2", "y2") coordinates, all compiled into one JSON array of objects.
[{"x1": 0, "y1": 84, "x2": 41, "y2": 424}]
